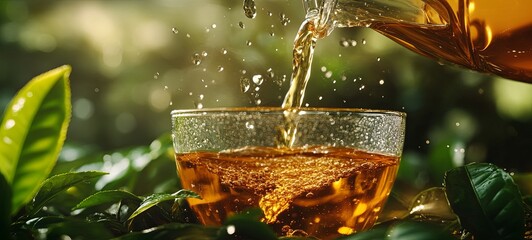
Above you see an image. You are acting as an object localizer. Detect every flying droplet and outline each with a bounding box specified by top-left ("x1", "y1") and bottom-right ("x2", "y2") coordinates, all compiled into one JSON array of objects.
[
  {"x1": 379, "y1": 79, "x2": 384, "y2": 85},
  {"x1": 340, "y1": 39, "x2": 350, "y2": 47},
  {"x1": 243, "y1": 0, "x2": 257, "y2": 19},
  {"x1": 221, "y1": 48, "x2": 228, "y2": 54},
  {"x1": 211, "y1": 23, "x2": 217, "y2": 29},
  {"x1": 252, "y1": 74, "x2": 264, "y2": 85},
  {"x1": 217, "y1": 66, "x2": 224, "y2": 72},
  {"x1": 192, "y1": 53, "x2": 202, "y2": 65},
  {"x1": 266, "y1": 68, "x2": 275, "y2": 79},
  {"x1": 171, "y1": 27, "x2": 179, "y2": 34},
  {"x1": 240, "y1": 77, "x2": 251, "y2": 93},
  {"x1": 246, "y1": 40, "x2": 252, "y2": 46},
  {"x1": 279, "y1": 13, "x2": 290, "y2": 26},
  {"x1": 201, "y1": 51, "x2": 208, "y2": 57}
]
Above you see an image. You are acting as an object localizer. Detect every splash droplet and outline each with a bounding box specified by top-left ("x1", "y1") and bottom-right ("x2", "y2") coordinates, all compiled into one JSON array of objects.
[
  {"x1": 266, "y1": 68, "x2": 275, "y2": 79},
  {"x1": 243, "y1": 0, "x2": 257, "y2": 19},
  {"x1": 192, "y1": 53, "x2": 202, "y2": 65},
  {"x1": 279, "y1": 13, "x2": 290, "y2": 26},
  {"x1": 252, "y1": 74, "x2": 264, "y2": 85},
  {"x1": 240, "y1": 77, "x2": 251, "y2": 93}
]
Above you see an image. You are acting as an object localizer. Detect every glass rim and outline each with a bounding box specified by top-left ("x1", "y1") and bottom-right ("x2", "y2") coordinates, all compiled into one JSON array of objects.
[{"x1": 171, "y1": 107, "x2": 406, "y2": 117}]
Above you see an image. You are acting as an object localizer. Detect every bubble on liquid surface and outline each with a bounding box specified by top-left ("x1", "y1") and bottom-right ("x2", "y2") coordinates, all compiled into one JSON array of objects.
[
  {"x1": 252, "y1": 74, "x2": 264, "y2": 85},
  {"x1": 238, "y1": 21, "x2": 245, "y2": 29},
  {"x1": 245, "y1": 121, "x2": 255, "y2": 129},
  {"x1": 240, "y1": 77, "x2": 251, "y2": 93},
  {"x1": 243, "y1": 0, "x2": 257, "y2": 19}
]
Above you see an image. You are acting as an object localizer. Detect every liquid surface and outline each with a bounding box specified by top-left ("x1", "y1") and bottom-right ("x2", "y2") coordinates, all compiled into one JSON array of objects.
[{"x1": 176, "y1": 146, "x2": 399, "y2": 239}]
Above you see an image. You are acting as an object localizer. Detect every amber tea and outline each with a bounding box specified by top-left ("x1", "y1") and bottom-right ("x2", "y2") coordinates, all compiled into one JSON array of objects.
[
  {"x1": 171, "y1": 108, "x2": 406, "y2": 239},
  {"x1": 176, "y1": 146, "x2": 399, "y2": 239}
]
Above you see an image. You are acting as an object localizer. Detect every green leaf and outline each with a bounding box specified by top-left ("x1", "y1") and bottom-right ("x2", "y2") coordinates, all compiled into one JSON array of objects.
[
  {"x1": 338, "y1": 221, "x2": 455, "y2": 240},
  {"x1": 45, "y1": 219, "x2": 113, "y2": 239},
  {"x1": 73, "y1": 190, "x2": 142, "y2": 210},
  {"x1": 0, "y1": 65, "x2": 72, "y2": 215},
  {"x1": 444, "y1": 163, "x2": 525, "y2": 240},
  {"x1": 128, "y1": 189, "x2": 200, "y2": 220},
  {"x1": 114, "y1": 223, "x2": 218, "y2": 240},
  {"x1": 28, "y1": 171, "x2": 107, "y2": 216},
  {"x1": 218, "y1": 208, "x2": 278, "y2": 240}
]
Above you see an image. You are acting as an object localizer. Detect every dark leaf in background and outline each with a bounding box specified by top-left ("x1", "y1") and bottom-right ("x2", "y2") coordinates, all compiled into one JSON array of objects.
[
  {"x1": 445, "y1": 163, "x2": 525, "y2": 240},
  {"x1": 338, "y1": 221, "x2": 455, "y2": 240},
  {"x1": 0, "y1": 173, "x2": 11, "y2": 240},
  {"x1": 114, "y1": 223, "x2": 218, "y2": 240},
  {"x1": 45, "y1": 219, "x2": 113, "y2": 239},
  {"x1": 218, "y1": 208, "x2": 278, "y2": 240}
]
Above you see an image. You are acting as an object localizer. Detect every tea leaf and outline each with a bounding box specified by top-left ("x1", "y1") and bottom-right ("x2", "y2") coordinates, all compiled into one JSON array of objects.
[
  {"x1": 45, "y1": 219, "x2": 113, "y2": 239},
  {"x1": 28, "y1": 171, "x2": 107, "y2": 216},
  {"x1": 445, "y1": 163, "x2": 525, "y2": 240},
  {"x1": 219, "y1": 208, "x2": 278, "y2": 240},
  {"x1": 338, "y1": 221, "x2": 455, "y2": 240},
  {"x1": 73, "y1": 190, "x2": 142, "y2": 210},
  {"x1": 114, "y1": 223, "x2": 218, "y2": 240},
  {"x1": 0, "y1": 65, "x2": 71, "y2": 215},
  {"x1": 128, "y1": 190, "x2": 200, "y2": 220}
]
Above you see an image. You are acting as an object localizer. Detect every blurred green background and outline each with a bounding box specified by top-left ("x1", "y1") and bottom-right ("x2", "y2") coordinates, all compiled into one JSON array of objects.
[{"x1": 0, "y1": 0, "x2": 531, "y2": 191}]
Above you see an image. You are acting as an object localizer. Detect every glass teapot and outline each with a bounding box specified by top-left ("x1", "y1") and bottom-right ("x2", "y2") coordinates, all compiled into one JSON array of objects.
[{"x1": 304, "y1": 0, "x2": 532, "y2": 83}]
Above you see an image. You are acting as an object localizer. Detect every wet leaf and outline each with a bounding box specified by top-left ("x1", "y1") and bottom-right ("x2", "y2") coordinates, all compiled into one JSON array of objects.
[
  {"x1": 338, "y1": 221, "x2": 455, "y2": 240},
  {"x1": 445, "y1": 163, "x2": 525, "y2": 240},
  {"x1": 0, "y1": 65, "x2": 71, "y2": 215},
  {"x1": 128, "y1": 189, "x2": 200, "y2": 220},
  {"x1": 73, "y1": 189, "x2": 141, "y2": 210},
  {"x1": 114, "y1": 223, "x2": 218, "y2": 240},
  {"x1": 28, "y1": 171, "x2": 107, "y2": 216}
]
